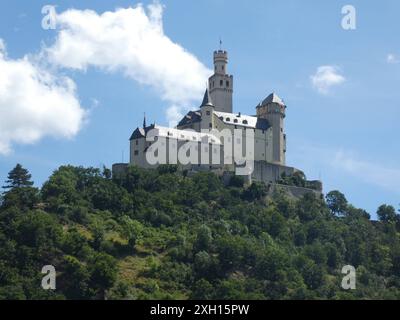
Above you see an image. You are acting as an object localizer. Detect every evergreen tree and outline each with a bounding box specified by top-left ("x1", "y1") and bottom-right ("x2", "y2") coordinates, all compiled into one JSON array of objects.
[{"x1": 3, "y1": 164, "x2": 34, "y2": 189}]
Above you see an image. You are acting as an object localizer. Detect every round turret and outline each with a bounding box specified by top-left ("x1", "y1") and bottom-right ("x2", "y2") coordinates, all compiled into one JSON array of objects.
[{"x1": 213, "y1": 50, "x2": 228, "y2": 74}]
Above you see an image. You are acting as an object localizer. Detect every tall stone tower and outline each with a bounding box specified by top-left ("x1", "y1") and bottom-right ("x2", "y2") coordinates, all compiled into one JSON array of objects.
[
  {"x1": 208, "y1": 50, "x2": 233, "y2": 113},
  {"x1": 256, "y1": 93, "x2": 286, "y2": 165}
]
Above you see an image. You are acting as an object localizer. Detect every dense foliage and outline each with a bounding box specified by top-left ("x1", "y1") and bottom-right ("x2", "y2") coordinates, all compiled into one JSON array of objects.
[{"x1": 0, "y1": 164, "x2": 399, "y2": 300}]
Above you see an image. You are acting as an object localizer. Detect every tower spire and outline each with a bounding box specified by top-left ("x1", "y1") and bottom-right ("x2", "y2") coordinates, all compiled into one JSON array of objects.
[
  {"x1": 201, "y1": 88, "x2": 213, "y2": 107},
  {"x1": 143, "y1": 112, "x2": 146, "y2": 129}
]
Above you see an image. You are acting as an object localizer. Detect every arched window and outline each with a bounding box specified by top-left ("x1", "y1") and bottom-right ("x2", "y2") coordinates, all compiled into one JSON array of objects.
[
  {"x1": 226, "y1": 117, "x2": 230, "y2": 122},
  {"x1": 234, "y1": 119, "x2": 238, "y2": 123},
  {"x1": 243, "y1": 120, "x2": 248, "y2": 125}
]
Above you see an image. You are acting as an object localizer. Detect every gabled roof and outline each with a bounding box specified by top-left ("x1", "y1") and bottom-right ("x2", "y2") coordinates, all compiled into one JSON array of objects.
[{"x1": 258, "y1": 92, "x2": 285, "y2": 107}]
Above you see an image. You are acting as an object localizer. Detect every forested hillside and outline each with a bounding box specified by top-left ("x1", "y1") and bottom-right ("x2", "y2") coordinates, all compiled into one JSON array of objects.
[{"x1": 1, "y1": 164, "x2": 400, "y2": 300}]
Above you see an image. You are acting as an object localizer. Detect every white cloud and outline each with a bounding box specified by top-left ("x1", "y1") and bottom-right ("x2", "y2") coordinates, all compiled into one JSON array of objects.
[
  {"x1": 0, "y1": 39, "x2": 85, "y2": 155},
  {"x1": 0, "y1": 39, "x2": 5, "y2": 53},
  {"x1": 292, "y1": 141, "x2": 400, "y2": 194},
  {"x1": 310, "y1": 65, "x2": 345, "y2": 94},
  {"x1": 387, "y1": 53, "x2": 400, "y2": 64},
  {"x1": 332, "y1": 151, "x2": 400, "y2": 194},
  {"x1": 45, "y1": 3, "x2": 212, "y2": 124}
]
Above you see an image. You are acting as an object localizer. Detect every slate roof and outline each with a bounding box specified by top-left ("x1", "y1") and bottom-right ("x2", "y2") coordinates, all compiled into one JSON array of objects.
[
  {"x1": 201, "y1": 88, "x2": 213, "y2": 107},
  {"x1": 257, "y1": 92, "x2": 285, "y2": 107},
  {"x1": 129, "y1": 124, "x2": 155, "y2": 140},
  {"x1": 177, "y1": 110, "x2": 202, "y2": 127}
]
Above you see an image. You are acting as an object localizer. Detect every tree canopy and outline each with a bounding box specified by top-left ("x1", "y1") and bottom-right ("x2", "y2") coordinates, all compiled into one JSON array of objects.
[{"x1": 0, "y1": 164, "x2": 399, "y2": 300}]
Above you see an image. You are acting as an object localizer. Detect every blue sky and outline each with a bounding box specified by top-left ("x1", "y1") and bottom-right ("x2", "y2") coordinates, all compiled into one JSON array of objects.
[{"x1": 0, "y1": 0, "x2": 399, "y2": 218}]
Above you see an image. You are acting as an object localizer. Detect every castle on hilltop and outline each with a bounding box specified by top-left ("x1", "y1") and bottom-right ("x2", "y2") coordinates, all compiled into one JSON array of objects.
[{"x1": 114, "y1": 48, "x2": 322, "y2": 195}]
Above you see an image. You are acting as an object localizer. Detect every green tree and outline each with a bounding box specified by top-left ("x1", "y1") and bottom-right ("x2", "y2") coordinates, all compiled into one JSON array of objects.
[
  {"x1": 228, "y1": 175, "x2": 244, "y2": 188},
  {"x1": 89, "y1": 253, "x2": 117, "y2": 299},
  {"x1": 326, "y1": 190, "x2": 348, "y2": 216},
  {"x1": 377, "y1": 204, "x2": 397, "y2": 223},
  {"x1": 61, "y1": 255, "x2": 91, "y2": 299},
  {"x1": 120, "y1": 216, "x2": 144, "y2": 250},
  {"x1": 194, "y1": 225, "x2": 213, "y2": 252},
  {"x1": 3, "y1": 164, "x2": 34, "y2": 189},
  {"x1": 1, "y1": 164, "x2": 38, "y2": 209},
  {"x1": 242, "y1": 182, "x2": 267, "y2": 201}
]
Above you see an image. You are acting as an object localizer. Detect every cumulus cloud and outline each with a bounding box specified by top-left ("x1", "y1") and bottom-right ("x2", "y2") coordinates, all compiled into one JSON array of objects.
[
  {"x1": 45, "y1": 3, "x2": 212, "y2": 124},
  {"x1": 310, "y1": 65, "x2": 345, "y2": 94},
  {"x1": 387, "y1": 53, "x2": 400, "y2": 64},
  {"x1": 0, "y1": 39, "x2": 85, "y2": 155}
]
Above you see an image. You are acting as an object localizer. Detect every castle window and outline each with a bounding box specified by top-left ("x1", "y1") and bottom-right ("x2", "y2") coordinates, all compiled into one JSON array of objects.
[
  {"x1": 134, "y1": 150, "x2": 139, "y2": 156},
  {"x1": 226, "y1": 117, "x2": 230, "y2": 121},
  {"x1": 135, "y1": 140, "x2": 138, "y2": 145},
  {"x1": 220, "y1": 80, "x2": 223, "y2": 86},
  {"x1": 222, "y1": 65, "x2": 225, "y2": 71},
  {"x1": 234, "y1": 119, "x2": 238, "y2": 123},
  {"x1": 206, "y1": 111, "x2": 210, "y2": 115},
  {"x1": 209, "y1": 123, "x2": 212, "y2": 128},
  {"x1": 226, "y1": 81, "x2": 229, "y2": 87},
  {"x1": 243, "y1": 120, "x2": 248, "y2": 125}
]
